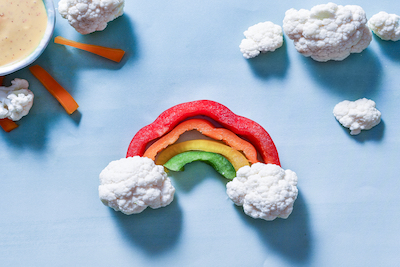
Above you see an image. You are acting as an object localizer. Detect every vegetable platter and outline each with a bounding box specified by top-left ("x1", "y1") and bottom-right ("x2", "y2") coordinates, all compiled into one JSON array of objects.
[{"x1": 1, "y1": 0, "x2": 400, "y2": 266}]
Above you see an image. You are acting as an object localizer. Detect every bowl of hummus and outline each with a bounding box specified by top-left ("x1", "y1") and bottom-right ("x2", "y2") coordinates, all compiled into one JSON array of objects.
[{"x1": 0, "y1": 0, "x2": 55, "y2": 76}]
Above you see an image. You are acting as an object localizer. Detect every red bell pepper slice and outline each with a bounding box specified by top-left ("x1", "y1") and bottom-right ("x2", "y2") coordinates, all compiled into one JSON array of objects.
[{"x1": 126, "y1": 100, "x2": 280, "y2": 166}]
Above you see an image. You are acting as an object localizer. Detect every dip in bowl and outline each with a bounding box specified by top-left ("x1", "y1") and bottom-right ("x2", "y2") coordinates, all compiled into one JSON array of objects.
[{"x1": 0, "y1": 0, "x2": 55, "y2": 76}]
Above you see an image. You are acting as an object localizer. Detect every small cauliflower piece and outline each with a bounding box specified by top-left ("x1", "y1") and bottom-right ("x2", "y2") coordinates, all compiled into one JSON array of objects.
[
  {"x1": 239, "y1": 21, "x2": 283, "y2": 59},
  {"x1": 333, "y1": 98, "x2": 381, "y2": 135},
  {"x1": 226, "y1": 163, "x2": 298, "y2": 221},
  {"x1": 99, "y1": 156, "x2": 175, "y2": 215},
  {"x1": 0, "y1": 78, "x2": 34, "y2": 121},
  {"x1": 283, "y1": 2, "x2": 372, "y2": 62},
  {"x1": 58, "y1": 0, "x2": 125, "y2": 35},
  {"x1": 368, "y1": 11, "x2": 400, "y2": 41}
]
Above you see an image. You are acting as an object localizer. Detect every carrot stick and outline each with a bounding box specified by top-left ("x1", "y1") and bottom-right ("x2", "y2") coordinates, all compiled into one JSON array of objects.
[
  {"x1": 0, "y1": 118, "x2": 19, "y2": 132},
  {"x1": 54, "y1": 36, "x2": 125, "y2": 63},
  {"x1": 143, "y1": 119, "x2": 259, "y2": 164},
  {"x1": 29, "y1": 65, "x2": 79, "y2": 115}
]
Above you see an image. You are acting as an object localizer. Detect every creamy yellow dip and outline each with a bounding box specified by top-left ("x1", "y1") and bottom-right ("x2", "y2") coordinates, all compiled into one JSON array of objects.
[{"x1": 0, "y1": 0, "x2": 48, "y2": 66}]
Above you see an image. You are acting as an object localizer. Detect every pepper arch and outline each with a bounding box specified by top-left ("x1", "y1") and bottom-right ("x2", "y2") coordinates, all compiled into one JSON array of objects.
[
  {"x1": 126, "y1": 100, "x2": 280, "y2": 166},
  {"x1": 156, "y1": 139, "x2": 250, "y2": 171},
  {"x1": 143, "y1": 118, "x2": 259, "y2": 164},
  {"x1": 163, "y1": 150, "x2": 237, "y2": 179}
]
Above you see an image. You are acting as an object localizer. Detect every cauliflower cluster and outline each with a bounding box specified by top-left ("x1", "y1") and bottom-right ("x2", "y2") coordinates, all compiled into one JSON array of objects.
[
  {"x1": 333, "y1": 98, "x2": 381, "y2": 135},
  {"x1": 99, "y1": 156, "x2": 175, "y2": 215},
  {"x1": 283, "y1": 2, "x2": 372, "y2": 62},
  {"x1": 226, "y1": 163, "x2": 298, "y2": 221},
  {"x1": 239, "y1": 21, "x2": 284, "y2": 59},
  {"x1": 368, "y1": 11, "x2": 400, "y2": 41},
  {"x1": 0, "y1": 78, "x2": 34, "y2": 121},
  {"x1": 58, "y1": 0, "x2": 125, "y2": 34}
]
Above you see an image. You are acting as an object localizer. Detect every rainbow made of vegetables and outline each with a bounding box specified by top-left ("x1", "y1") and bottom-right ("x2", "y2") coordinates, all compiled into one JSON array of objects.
[
  {"x1": 99, "y1": 100, "x2": 298, "y2": 221},
  {"x1": 126, "y1": 100, "x2": 280, "y2": 166}
]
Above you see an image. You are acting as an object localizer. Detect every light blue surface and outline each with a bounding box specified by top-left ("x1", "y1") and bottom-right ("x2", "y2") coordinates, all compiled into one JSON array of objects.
[{"x1": 1, "y1": 1, "x2": 400, "y2": 266}]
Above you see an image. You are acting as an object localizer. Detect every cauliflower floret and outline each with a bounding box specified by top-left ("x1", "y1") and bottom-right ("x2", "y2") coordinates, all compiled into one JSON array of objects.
[
  {"x1": 99, "y1": 156, "x2": 175, "y2": 215},
  {"x1": 58, "y1": 0, "x2": 125, "y2": 35},
  {"x1": 333, "y1": 98, "x2": 381, "y2": 135},
  {"x1": 368, "y1": 11, "x2": 400, "y2": 41},
  {"x1": 239, "y1": 21, "x2": 283, "y2": 59},
  {"x1": 283, "y1": 2, "x2": 372, "y2": 62},
  {"x1": 226, "y1": 163, "x2": 298, "y2": 221},
  {"x1": 0, "y1": 78, "x2": 34, "y2": 121}
]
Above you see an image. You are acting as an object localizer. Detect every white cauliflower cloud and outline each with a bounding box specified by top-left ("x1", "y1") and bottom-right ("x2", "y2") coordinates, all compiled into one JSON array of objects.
[
  {"x1": 58, "y1": 0, "x2": 125, "y2": 34},
  {"x1": 283, "y1": 2, "x2": 372, "y2": 62},
  {"x1": 333, "y1": 98, "x2": 381, "y2": 135},
  {"x1": 99, "y1": 156, "x2": 175, "y2": 215},
  {"x1": 239, "y1": 21, "x2": 283, "y2": 59},
  {"x1": 0, "y1": 78, "x2": 34, "y2": 121},
  {"x1": 226, "y1": 163, "x2": 298, "y2": 221},
  {"x1": 368, "y1": 11, "x2": 400, "y2": 41}
]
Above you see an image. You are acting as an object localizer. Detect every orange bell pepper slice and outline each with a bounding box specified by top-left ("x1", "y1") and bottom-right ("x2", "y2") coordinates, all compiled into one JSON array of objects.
[{"x1": 143, "y1": 118, "x2": 259, "y2": 164}]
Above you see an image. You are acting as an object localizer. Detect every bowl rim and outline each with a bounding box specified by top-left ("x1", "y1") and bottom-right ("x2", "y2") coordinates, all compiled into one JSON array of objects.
[{"x1": 0, "y1": 0, "x2": 56, "y2": 76}]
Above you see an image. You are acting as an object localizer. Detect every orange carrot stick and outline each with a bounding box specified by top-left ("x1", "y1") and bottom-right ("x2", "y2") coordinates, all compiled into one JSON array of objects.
[
  {"x1": 54, "y1": 36, "x2": 125, "y2": 63},
  {"x1": 143, "y1": 118, "x2": 259, "y2": 164},
  {"x1": 0, "y1": 118, "x2": 18, "y2": 132},
  {"x1": 29, "y1": 65, "x2": 79, "y2": 115}
]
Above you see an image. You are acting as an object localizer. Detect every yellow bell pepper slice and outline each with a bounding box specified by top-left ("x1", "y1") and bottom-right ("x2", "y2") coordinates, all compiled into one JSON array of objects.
[{"x1": 155, "y1": 139, "x2": 250, "y2": 171}]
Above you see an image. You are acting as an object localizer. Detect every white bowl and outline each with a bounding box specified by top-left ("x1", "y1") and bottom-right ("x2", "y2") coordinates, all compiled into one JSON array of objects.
[{"x1": 0, "y1": 0, "x2": 56, "y2": 76}]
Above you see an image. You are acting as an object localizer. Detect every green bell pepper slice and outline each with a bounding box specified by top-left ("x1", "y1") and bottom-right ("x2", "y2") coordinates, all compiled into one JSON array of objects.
[{"x1": 164, "y1": 151, "x2": 237, "y2": 179}]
